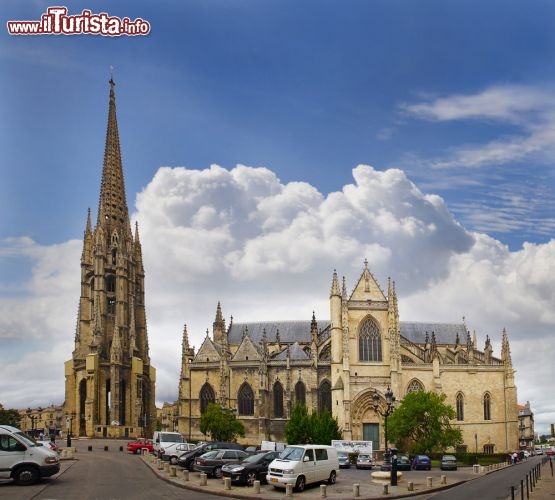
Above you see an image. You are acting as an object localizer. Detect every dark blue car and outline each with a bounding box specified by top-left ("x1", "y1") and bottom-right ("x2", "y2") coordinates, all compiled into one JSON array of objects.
[{"x1": 412, "y1": 454, "x2": 431, "y2": 470}]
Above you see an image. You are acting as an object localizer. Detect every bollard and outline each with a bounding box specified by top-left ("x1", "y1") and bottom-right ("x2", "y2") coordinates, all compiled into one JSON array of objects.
[
  {"x1": 353, "y1": 484, "x2": 360, "y2": 497},
  {"x1": 157, "y1": 459, "x2": 164, "y2": 470},
  {"x1": 426, "y1": 477, "x2": 433, "y2": 488},
  {"x1": 473, "y1": 464, "x2": 480, "y2": 473},
  {"x1": 104, "y1": 445, "x2": 109, "y2": 451},
  {"x1": 320, "y1": 484, "x2": 327, "y2": 497},
  {"x1": 142, "y1": 448, "x2": 149, "y2": 455},
  {"x1": 441, "y1": 474, "x2": 446, "y2": 484},
  {"x1": 382, "y1": 484, "x2": 389, "y2": 495},
  {"x1": 407, "y1": 481, "x2": 414, "y2": 491},
  {"x1": 286, "y1": 483, "x2": 293, "y2": 497},
  {"x1": 253, "y1": 480, "x2": 260, "y2": 493},
  {"x1": 224, "y1": 477, "x2": 231, "y2": 490},
  {"x1": 88, "y1": 445, "x2": 92, "y2": 452},
  {"x1": 183, "y1": 469, "x2": 190, "y2": 481},
  {"x1": 164, "y1": 462, "x2": 170, "y2": 473},
  {"x1": 119, "y1": 446, "x2": 123, "y2": 452},
  {"x1": 200, "y1": 472, "x2": 207, "y2": 486},
  {"x1": 170, "y1": 466, "x2": 177, "y2": 477}
]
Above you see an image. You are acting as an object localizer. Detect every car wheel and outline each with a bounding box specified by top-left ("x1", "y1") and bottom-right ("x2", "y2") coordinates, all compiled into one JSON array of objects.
[
  {"x1": 246, "y1": 471, "x2": 257, "y2": 486},
  {"x1": 295, "y1": 475, "x2": 306, "y2": 492},
  {"x1": 328, "y1": 470, "x2": 337, "y2": 485},
  {"x1": 13, "y1": 465, "x2": 39, "y2": 486},
  {"x1": 188, "y1": 462, "x2": 195, "y2": 472},
  {"x1": 214, "y1": 467, "x2": 222, "y2": 478}
]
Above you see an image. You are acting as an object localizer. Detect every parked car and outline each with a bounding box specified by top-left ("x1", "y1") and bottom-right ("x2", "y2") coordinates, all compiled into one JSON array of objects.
[
  {"x1": 338, "y1": 451, "x2": 351, "y2": 468},
  {"x1": 355, "y1": 453, "x2": 373, "y2": 469},
  {"x1": 396, "y1": 455, "x2": 412, "y2": 471},
  {"x1": 412, "y1": 454, "x2": 431, "y2": 470},
  {"x1": 194, "y1": 449, "x2": 248, "y2": 477},
  {"x1": 126, "y1": 438, "x2": 154, "y2": 454},
  {"x1": 440, "y1": 454, "x2": 457, "y2": 470},
  {"x1": 161, "y1": 442, "x2": 197, "y2": 464},
  {"x1": 221, "y1": 450, "x2": 281, "y2": 485},
  {"x1": 177, "y1": 441, "x2": 245, "y2": 471}
]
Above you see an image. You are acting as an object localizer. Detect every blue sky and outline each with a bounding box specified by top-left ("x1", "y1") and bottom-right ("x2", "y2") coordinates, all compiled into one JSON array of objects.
[{"x1": 1, "y1": 1, "x2": 554, "y2": 435}]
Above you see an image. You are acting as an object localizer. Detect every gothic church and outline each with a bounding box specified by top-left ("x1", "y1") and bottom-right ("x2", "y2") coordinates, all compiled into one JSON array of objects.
[{"x1": 177, "y1": 263, "x2": 519, "y2": 453}]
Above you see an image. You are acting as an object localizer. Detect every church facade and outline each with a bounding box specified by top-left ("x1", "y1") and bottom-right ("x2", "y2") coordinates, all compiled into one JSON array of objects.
[
  {"x1": 63, "y1": 80, "x2": 156, "y2": 438},
  {"x1": 177, "y1": 263, "x2": 519, "y2": 453}
]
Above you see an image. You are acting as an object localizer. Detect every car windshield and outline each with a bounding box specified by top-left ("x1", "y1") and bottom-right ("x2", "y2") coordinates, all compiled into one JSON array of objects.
[
  {"x1": 280, "y1": 446, "x2": 304, "y2": 461},
  {"x1": 443, "y1": 455, "x2": 456, "y2": 460},
  {"x1": 161, "y1": 433, "x2": 183, "y2": 443},
  {"x1": 358, "y1": 454, "x2": 369, "y2": 459},
  {"x1": 17, "y1": 431, "x2": 38, "y2": 447}
]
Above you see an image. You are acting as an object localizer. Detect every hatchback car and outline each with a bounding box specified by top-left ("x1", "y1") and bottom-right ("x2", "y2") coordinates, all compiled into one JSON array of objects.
[
  {"x1": 338, "y1": 452, "x2": 351, "y2": 468},
  {"x1": 355, "y1": 453, "x2": 373, "y2": 469},
  {"x1": 440, "y1": 454, "x2": 457, "y2": 470},
  {"x1": 194, "y1": 449, "x2": 248, "y2": 477},
  {"x1": 126, "y1": 438, "x2": 154, "y2": 454},
  {"x1": 412, "y1": 454, "x2": 431, "y2": 470},
  {"x1": 221, "y1": 450, "x2": 281, "y2": 485},
  {"x1": 396, "y1": 455, "x2": 412, "y2": 471},
  {"x1": 178, "y1": 441, "x2": 245, "y2": 471}
]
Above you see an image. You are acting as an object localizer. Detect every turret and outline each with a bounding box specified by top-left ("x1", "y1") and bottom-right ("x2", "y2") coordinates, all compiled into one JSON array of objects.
[{"x1": 330, "y1": 270, "x2": 342, "y2": 363}]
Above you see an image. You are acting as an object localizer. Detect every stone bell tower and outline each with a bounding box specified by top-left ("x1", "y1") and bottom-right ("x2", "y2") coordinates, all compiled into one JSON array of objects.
[{"x1": 64, "y1": 79, "x2": 156, "y2": 438}]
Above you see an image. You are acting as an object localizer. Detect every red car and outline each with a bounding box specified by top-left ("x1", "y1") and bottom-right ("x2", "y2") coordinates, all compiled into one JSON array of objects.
[{"x1": 127, "y1": 438, "x2": 154, "y2": 454}]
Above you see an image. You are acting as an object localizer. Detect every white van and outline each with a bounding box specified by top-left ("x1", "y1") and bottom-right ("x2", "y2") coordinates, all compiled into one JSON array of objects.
[
  {"x1": 152, "y1": 431, "x2": 185, "y2": 457},
  {"x1": 266, "y1": 444, "x2": 338, "y2": 492},
  {"x1": 0, "y1": 425, "x2": 60, "y2": 485}
]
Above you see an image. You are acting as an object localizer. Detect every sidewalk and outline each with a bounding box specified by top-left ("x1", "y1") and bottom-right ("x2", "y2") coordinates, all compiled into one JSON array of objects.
[
  {"x1": 529, "y1": 459, "x2": 555, "y2": 499},
  {"x1": 140, "y1": 453, "x2": 483, "y2": 499}
]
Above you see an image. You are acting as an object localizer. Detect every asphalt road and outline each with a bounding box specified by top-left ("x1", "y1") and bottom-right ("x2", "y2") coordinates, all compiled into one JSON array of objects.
[{"x1": 0, "y1": 439, "x2": 223, "y2": 500}]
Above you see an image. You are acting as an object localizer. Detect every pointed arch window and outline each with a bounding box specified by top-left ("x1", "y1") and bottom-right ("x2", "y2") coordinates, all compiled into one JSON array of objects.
[
  {"x1": 273, "y1": 381, "x2": 284, "y2": 418},
  {"x1": 359, "y1": 318, "x2": 382, "y2": 361},
  {"x1": 456, "y1": 393, "x2": 464, "y2": 421},
  {"x1": 483, "y1": 393, "x2": 491, "y2": 420},
  {"x1": 407, "y1": 379, "x2": 424, "y2": 394},
  {"x1": 295, "y1": 381, "x2": 306, "y2": 407},
  {"x1": 199, "y1": 383, "x2": 215, "y2": 414},
  {"x1": 318, "y1": 380, "x2": 332, "y2": 414},
  {"x1": 238, "y1": 383, "x2": 255, "y2": 416}
]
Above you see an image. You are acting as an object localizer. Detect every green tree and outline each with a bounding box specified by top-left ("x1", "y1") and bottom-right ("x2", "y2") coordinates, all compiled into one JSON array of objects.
[
  {"x1": 284, "y1": 403, "x2": 311, "y2": 444},
  {"x1": 199, "y1": 403, "x2": 244, "y2": 442},
  {"x1": 0, "y1": 407, "x2": 20, "y2": 427},
  {"x1": 387, "y1": 391, "x2": 463, "y2": 454},
  {"x1": 310, "y1": 409, "x2": 343, "y2": 445},
  {"x1": 285, "y1": 404, "x2": 342, "y2": 445}
]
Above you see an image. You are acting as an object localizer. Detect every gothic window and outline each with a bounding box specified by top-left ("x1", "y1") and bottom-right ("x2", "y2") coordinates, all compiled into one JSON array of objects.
[
  {"x1": 358, "y1": 318, "x2": 382, "y2": 361},
  {"x1": 295, "y1": 381, "x2": 306, "y2": 407},
  {"x1": 318, "y1": 380, "x2": 332, "y2": 414},
  {"x1": 238, "y1": 382, "x2": 255, "y2": 416},
  {"x1": 273, "y1": 381, "x2": 284, "y2": 418},
  {"x1": 199, "y1": 383, "x2": 215, "y2": 414},
  {"x1": 483, "y1": 393, "x2": 492, "y2": 420},
  {"x1": 106, "y1": 275, "x2": 116, "y2": 293},
  {"x1": 456, "y1": 393, "x2": 464, "y2": 421},
  {"x1": 406, "y1": 379, "x2": 424, "y2": 394}
]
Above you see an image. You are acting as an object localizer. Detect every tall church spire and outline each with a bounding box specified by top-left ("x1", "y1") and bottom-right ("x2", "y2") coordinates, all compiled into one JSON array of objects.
[{"x1": 97, "y1": 78, "x2": 130, "y2": 235}]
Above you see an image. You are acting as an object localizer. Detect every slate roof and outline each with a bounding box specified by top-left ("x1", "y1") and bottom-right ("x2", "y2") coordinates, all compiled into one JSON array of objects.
[{"x1": 227, "y1": 320, "x2": 467, "y2": 346}]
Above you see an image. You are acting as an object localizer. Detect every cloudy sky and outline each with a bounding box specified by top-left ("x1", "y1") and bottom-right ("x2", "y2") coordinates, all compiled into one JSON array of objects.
[{"x1": 1, "y1": 1, "x2": 554, "y2": 435}]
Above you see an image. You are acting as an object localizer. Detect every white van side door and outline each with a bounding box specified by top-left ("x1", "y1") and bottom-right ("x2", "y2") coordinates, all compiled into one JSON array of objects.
[{"x1": 302, "y1": 448, "x2": 317, "y2": 484}]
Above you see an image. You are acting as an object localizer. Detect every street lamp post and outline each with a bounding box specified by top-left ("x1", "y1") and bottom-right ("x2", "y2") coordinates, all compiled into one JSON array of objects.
[
  {"x1": 372, "y1": 387, "x2": 396, "y2": 483},
  {"x1": 474, "y1": 433, "x2": 478, "y2": 465},
  {"x1": 26, "y1": 408, "x2": 36, "y2": 437},
  {"x1": 66, "y1": 411, "x2": 75, "y2": 447}
]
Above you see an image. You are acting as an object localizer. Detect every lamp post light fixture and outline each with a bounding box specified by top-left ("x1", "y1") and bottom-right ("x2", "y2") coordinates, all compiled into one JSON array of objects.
[{"x1": 372, "y1": 386, "x2": 396, "y2": 477}]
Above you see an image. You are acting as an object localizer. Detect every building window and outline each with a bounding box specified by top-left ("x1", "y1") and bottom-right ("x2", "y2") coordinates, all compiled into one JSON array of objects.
[
  {"x1": 295, "y1": 381, "x2": 306, "y2": 407},
  {"x1": 407, "y1": 379, "x2": 424, "y2": 393},
  {"x1": 358, "y1": 318, "x2": 382, "y2": 361},
  {"x1": 456, "y1": 393, "x2": 464, "y2": 421},
  {"x1": 106, "y1": 274, "x2": 116, "y2": 293},
  {"x1": 238, "y1": 383, "x2": 255, "y2": 416},
  {"x1": 483, "y1": 393, "x2": 491, "y2": 420},
  {"x1": 273, "y1": 381, "x2": 284, "y2": 418},
  {"x1": 318, "y1": 380, "x2": 332, "y2": 414},
  {"x1": 483, "y1": 444, "x2": 495, "y2": 454},
  {"x1": 199, "y1": 383, "x2": 215, "y2": 414}
]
